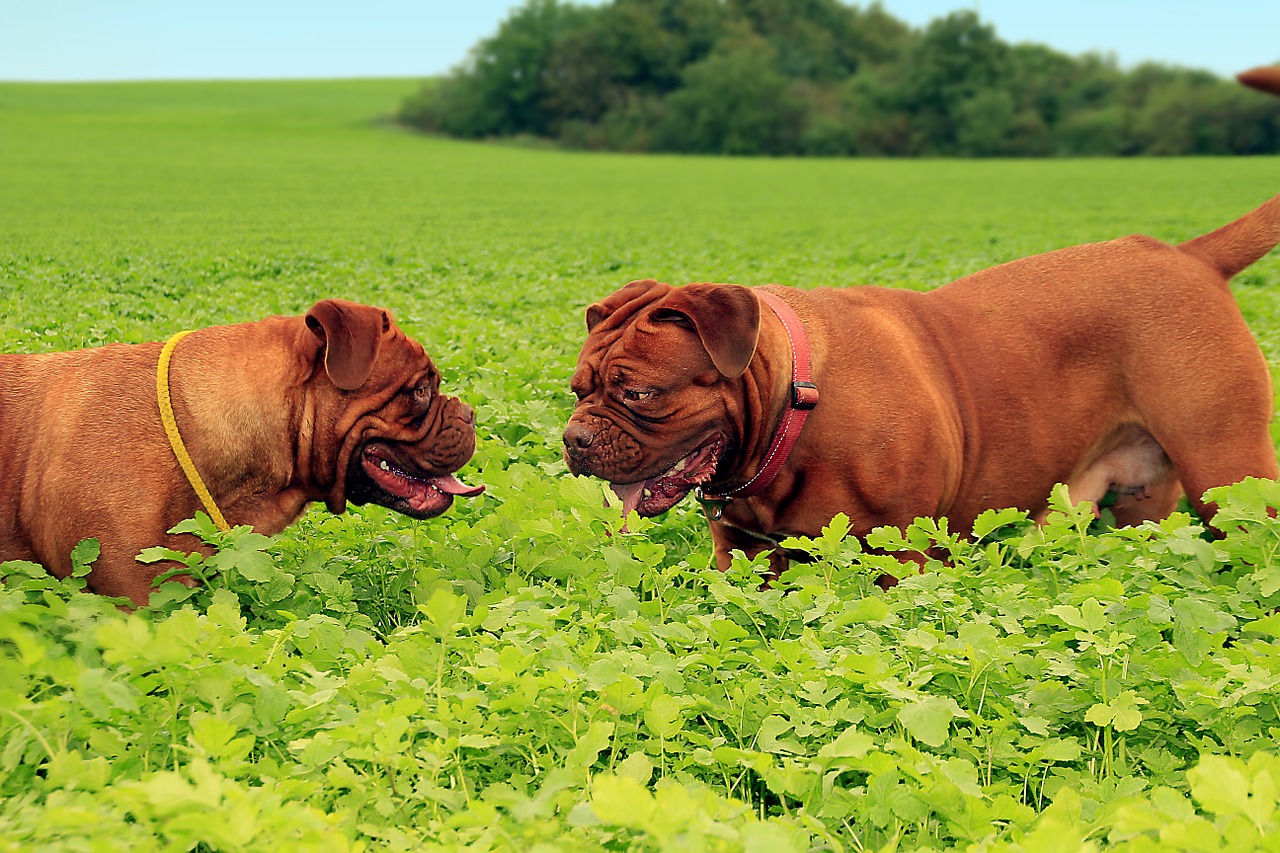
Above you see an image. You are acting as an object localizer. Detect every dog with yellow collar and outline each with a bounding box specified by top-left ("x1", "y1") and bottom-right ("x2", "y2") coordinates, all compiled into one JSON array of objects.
[{"x1": 0, "y1": 298, "x2": 482, "y2": 606}]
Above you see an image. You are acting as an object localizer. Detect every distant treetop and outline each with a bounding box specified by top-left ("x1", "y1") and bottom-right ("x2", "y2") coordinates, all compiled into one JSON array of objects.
[{"x1": 399, "y1": 0, "x2": 1280, "y2": 157}]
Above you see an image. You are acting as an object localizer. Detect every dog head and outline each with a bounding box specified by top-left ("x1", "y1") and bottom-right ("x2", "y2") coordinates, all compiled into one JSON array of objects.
[
  {"x1": 302, "y1": 298, "x2": 482, "y2": 519},
  {"x1": 562, "y1": 279, "x2": 761, "y2": 516}
]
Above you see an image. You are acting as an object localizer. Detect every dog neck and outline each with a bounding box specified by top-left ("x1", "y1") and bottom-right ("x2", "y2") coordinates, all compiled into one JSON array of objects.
[
  {"x1": 161, "y1": 318, "x2": 317, "y2": 530},
  {"x1": 158, "y1": 330, "x2": 230, "y2": 530},
  {"x1": 705, "y1": 292, "x2": 819, "y2": 503}
]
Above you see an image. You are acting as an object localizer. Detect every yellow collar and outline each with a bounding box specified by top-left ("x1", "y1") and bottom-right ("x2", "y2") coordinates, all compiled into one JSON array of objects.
[{"x1": 156, "y1": 330, "x2": 230, "y2": 532}]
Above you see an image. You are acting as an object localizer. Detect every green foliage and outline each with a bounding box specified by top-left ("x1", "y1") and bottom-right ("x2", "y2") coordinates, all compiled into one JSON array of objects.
[
  {"x1": 8, "y1": 478, "x2": 1280, "y2": 848},
  {"x1": 399, "y1": 0, "x2": 1280, "y2": 157},
  {"x1": 660, "y1": 33, "x2": 804, "y2": 155},
  {"x1": 3, "y1": 78, "x2": 1280, "y2": 848},
  {"x1": 401, "y1": 0, "x2": 596, "y2": 139}
]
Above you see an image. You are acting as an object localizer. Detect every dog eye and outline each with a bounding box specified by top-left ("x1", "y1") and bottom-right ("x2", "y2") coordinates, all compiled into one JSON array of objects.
[
  {"x1": 410, "y1": 385, "x2": 433, "y2": 406},
  {"x1": 622, "y1": 388, "x2": 654, "y2": 402}
]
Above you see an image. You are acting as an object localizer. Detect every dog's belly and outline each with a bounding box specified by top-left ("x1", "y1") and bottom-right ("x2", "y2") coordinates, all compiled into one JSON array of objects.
[{"x1": 1041, "y1": 424, "x2": 1180, "y2": 523}]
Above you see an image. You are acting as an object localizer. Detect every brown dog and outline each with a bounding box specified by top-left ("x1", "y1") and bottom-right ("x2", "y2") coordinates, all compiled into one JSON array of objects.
[
  {"x1": 0, "y1": 298, "x2": 482, "y2": 605},
  {"x1": 564, "y1": 195, "x2": 1280, "y2": 579}
]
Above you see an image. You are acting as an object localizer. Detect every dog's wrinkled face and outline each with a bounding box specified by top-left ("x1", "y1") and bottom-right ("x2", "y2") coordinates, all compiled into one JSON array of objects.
[
  {"x1": 562, "y1": 280, "x2": 760, "y2": 516},
  {"x1": 304, "y1": 299, "x2": 482, "y2": 520}
]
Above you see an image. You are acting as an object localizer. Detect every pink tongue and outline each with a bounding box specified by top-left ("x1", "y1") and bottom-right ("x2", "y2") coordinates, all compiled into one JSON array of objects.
[
  {"x1": 370, "y1": 466, "x2": 414, "y2": 499},
  {"x1": 404, "y1": 476, "x2": 484, "y2": 513},
  {"x1": 610, "y1": 482, "x2": 646, "y2": 517},
  {"x1": 430, "y1": 474, "x2": 485, "y2": 497}
]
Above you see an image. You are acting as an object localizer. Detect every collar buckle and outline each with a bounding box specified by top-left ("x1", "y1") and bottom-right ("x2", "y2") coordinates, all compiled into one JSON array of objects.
[{"x1": 791, "y1": 381, "x2": 819, "y2": 410}]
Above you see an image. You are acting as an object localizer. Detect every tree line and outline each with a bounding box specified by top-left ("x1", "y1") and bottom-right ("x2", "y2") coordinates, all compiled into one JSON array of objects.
[{"x1": 398, "y1": 0, "x2": 1280, "y2": 157}]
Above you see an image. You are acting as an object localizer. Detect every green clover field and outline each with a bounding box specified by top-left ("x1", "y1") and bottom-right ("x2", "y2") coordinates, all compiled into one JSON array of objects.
[{"x1": 3, "y1": 78, "x2": 1280, "y2": 851}]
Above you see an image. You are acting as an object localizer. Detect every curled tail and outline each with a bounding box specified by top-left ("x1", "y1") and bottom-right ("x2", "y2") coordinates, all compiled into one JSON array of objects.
[{"x1": 1177, "y1": 193, "x2": 1280, "y2": 281}]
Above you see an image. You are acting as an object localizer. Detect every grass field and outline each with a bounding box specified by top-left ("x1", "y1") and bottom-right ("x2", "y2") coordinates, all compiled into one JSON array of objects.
[{"x1": 3, "y1": 79, "x2": 1280, "y2": 850}]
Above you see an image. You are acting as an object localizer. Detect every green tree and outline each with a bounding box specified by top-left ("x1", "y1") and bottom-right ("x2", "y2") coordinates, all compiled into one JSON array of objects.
[
  {"x1": 399, "y1": 0, "x2": 1280, "y2": 158},
  {"x1": 842, "y1": 64, "x2": 914, "y2": 155},
  {"x1": 902, "y1": 10, "x2": 1010, "y2": 154},
  {"x1": 1131, "y1": 78, "x2": 1280, "y2": 155},
  {"x1": 400, "y1": 0, "x2": 591, "y2": 137},
  {"x1": 955, "y1": 89, "x2": 1015, "y2": 156},
  {"x1": 658, "y1": 33, "x2": 804, "y2": 154}
]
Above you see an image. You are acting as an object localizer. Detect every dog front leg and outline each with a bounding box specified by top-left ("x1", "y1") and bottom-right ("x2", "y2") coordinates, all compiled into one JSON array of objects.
[{"x1": 707, "y1": 518, "x2": 790, "y2": 581}]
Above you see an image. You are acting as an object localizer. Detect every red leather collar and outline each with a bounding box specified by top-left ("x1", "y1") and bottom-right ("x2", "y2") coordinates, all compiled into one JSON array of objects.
[{"x1": 698, "y1": 289, "x2": 818, "y2": 516}]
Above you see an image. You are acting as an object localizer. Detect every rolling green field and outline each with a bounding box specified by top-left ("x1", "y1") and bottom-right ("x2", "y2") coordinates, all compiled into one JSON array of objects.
[{"x1": 3, "y1": 79, "x2": 1280, "y2": 850}]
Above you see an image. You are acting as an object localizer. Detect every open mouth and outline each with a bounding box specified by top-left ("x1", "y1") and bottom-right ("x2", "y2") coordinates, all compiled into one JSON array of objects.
[
  {"x1": 353, "y1": 443, "x2": 484, "y2": 519},
  {"x1": 609, "y1": 437, "x2": 723, "y2": 517}
]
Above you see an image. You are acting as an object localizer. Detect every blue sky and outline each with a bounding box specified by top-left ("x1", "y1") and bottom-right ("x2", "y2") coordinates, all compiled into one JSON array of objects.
[{"x1": 2, "y1": 0, "x2": 1277, "y2": 82}]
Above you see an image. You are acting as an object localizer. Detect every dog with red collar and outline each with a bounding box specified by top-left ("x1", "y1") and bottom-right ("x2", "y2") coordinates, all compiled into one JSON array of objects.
[{"x1": 564, "y1": 195, "x2": 1280, "y2": 581}]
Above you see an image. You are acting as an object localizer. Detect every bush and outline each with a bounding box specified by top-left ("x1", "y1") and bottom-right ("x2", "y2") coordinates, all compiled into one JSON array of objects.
[
  {"x1": 399, "y1": 0, "x2": 1280, "y2": 158},
  {"x1": 658, "y1": 38, "x2": 804, "y2": 155}
]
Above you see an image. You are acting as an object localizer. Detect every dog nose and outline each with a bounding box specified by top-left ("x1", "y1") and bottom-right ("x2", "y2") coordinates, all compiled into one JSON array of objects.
[{"x1": 563, "y1": 423, "x2": 595, "y2": 451}]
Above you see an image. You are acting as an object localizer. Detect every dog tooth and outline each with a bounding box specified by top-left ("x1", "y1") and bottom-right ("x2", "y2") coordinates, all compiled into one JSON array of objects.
[
  {"x1": 380, "y1": 460, "x2": 391, "y2": 471},
  {"x1": 674, "y1": 458, "x2": 687, "y2": 472},
  {"x1": 643, "y1": 489, "x2": 652, "y2": 498}
]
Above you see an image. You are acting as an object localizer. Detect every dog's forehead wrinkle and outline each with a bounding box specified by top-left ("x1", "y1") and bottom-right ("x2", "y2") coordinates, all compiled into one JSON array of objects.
[
  {"x1": 570, "y1": 362, "x2": 597, "y2": 396},
  {"x1": 579, "y1": 326, "x2": 628, "y2": 374},
  {"x1": 611, "y1": 325, "x2": 713, "y2": 381},
  {"x1": 635, "y1": 314, "x2": 693, "y2": 342},
  {"x1": 606, "y1": 357, "x2": 690, "y2": 391},
  {"x1": 593, "y1": 286, "x2": 670, "y2": 334}
]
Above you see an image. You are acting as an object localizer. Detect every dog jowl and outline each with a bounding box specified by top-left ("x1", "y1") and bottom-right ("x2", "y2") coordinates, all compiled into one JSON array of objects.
[
  {"x1": 0, "y1": 298, "x2": 483, "y2": 606},
  {"x1": 564, "y1": 194, "x2": 1280, "y2": 581}
]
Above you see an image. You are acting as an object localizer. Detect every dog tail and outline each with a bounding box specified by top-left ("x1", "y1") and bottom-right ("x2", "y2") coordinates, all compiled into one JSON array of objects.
[
  {"x1": 1237, "y1": 65, "x2": 1280, "y2": 98},
  {"x1": 1177, "y1": 193, "x2": 1280, "y2": 281}
]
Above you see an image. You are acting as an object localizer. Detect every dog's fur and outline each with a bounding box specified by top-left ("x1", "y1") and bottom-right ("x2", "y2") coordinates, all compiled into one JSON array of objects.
[
  {"x1": 0, "y1": 298, "x2": 480, "y2": 605},
  {"x1": 564, "y1": 196, "x2": 1280, "y2": 579}
]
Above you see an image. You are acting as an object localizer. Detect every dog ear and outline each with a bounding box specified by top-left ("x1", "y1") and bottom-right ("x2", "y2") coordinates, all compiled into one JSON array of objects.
[
  {"x1": 305, "y1": 299, "x2": 390, "y2": 391},
  {"x1": 653, "y1": 283, "x2": 760, "y2": 378},
  {"x1": 586, "y1": 279, "x2": 665, "y2": 331}
]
